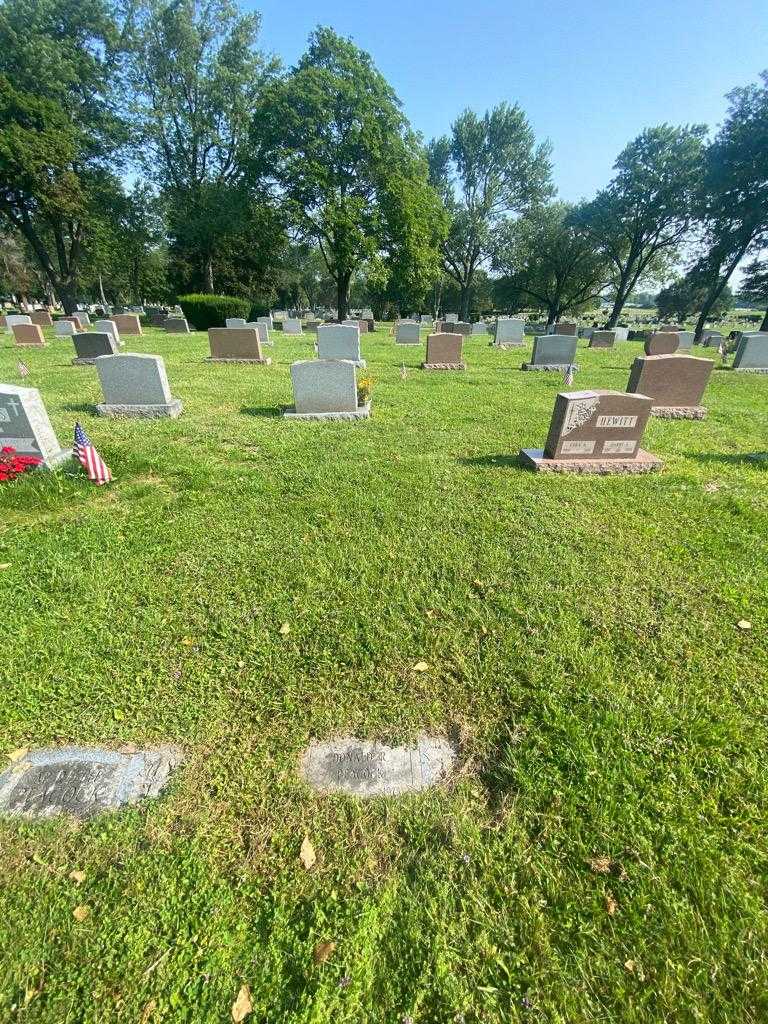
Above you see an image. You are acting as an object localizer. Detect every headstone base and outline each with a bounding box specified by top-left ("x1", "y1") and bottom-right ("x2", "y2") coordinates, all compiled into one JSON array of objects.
[
  {"x1": 421, "y1": 362, "x2": 466, "y2": 370},
  {"x1": 96, "y1": 399, "x2": 183, "y2": 418},
  {"x1": 522, "y1": 362, "x2": 579, "y2": 371},
  {"x1": 72, "y1": 357, "x2": 97, "y2": 366},
  {"x1": 650, "y1": 405, "x2": 707, "y2": 419},
  {"x1": 519, "y1": 448, "x2": 663, "y2": 475},
  {"x1": 733, "y1": 367, "x2": 768, "y2": 374},
  {"x1": 395, "y1": 341, "x2": 421, "y2": 346},
  {"x1": 204, "y1": 357, "x2": 272, "y2": 364},
  {"x1": 44, "y1": 448, "x2": 74, "y2": 469},
  {"x1": 283, "y1": 402, "x2": 371, "y2": 421},
  {"x1": 493, "y1": 341, "x2": 525, "y2": 349}
]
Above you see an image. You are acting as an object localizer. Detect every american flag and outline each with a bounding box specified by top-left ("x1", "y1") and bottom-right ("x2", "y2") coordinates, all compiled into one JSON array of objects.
[
  {"x1": 73, "y1": 422, "x2": 112, "y2": 485},
  {"x1": 563, "y1": 363, "x2": 575, "y2": 386},
  {"x1": 17, "y1": 360, "x2": 29, "y2": 378}
]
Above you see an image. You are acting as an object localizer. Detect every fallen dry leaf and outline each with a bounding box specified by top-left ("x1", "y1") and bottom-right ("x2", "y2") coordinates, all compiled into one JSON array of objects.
[
  {"x1": 737, "y1": 620, "x2": 752, "y2": 631},
  {"x1": 0, "y1": 563, "x2": 10, "y2": 570},
  {"x1": 624, "y1": 959, "x2": 636, "y2": 973},
  {"x1": 425, "y1": 609, "x2": 435, "y2": 620},
  {"x1": 139, "y1": 999, "x2": 157, "y2": 1024},
  {"x1": 313, "y1": 940, "x2": 336, "y2": 964},
  {"x1": 412, "y1": 661, "x2": 429, "y2": 672},
  {"x1": 231, "y1": 984, "x2": 252, "y2": 1022},
  {"x1": 279, "y1": 622, "x2": 291, "y2": 636},
  {"x1": 300, "y1": 837, "x2": 316, "y2": 870},
  {"x1": 180, "y1": 637, "x2": 195, "y2": 646},
  {"x1": 72, "y1": 905, "x2": 90, "y2": 922},
  {"x1": 605, "y1": 893, "x2": 618, "y2": 916},
  {"x1": 8, "y1": 746, "x2": 29, "y2": 763},
  {"x1": 703, "y1": 482, "x2": 720, "y2": 493},
  {"x1": 588, "y1": 855, "x2": 612, "y2": 875},
  {"x1": 69, "y1": 870, "x2": 86, "y2": 884}
]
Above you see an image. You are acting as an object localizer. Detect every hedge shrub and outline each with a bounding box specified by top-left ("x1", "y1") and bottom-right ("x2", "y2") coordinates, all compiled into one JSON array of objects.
[{"x1": 178, "y1": 293, "x2": 250, "y2": 330}]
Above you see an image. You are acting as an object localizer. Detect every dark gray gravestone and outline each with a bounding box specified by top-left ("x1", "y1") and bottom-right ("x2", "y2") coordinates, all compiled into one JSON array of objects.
[
  {"x1": 0, "y1": 745, "x2": 181, "y2": 819},
  {"x1": 72, "y1": 332, "x2": 118, "y2": 365},
  {"x1": 300, "y1": 736, "x2": 456, "y2": 797}
]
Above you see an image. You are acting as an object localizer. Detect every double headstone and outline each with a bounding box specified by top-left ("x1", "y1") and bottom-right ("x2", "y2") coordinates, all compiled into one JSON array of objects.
[
  {"x1": 422, "y1": 333, "x2": 465, "y2": 370},
  {"x1": 317, "y1": 324, "x2": 365, "y2": 367},
  {"x1": 519, "y1": 389, "x2": 662, "y2": 474},
  {"x1": 207, "y1": 328, "x2": 271, "y2": 364},
  {"x1": 523, "y1": 334, "x2": 578, "y2": 371},
  {"x1": 732, "y1": 333, "x2": 768, "y2": 372},
  {"x1": 626, "y1": 354, "x2": 713, "y2": 418},
  {"x1": 112, "y1": 313, "x2": 142, "y2": 336},
  {"x1": 95, "y1": 353, "x2": 182, "y2": 417},
  {"x1": 395, "y1": 321, "x2": 420, "y2": 345},
  {"x1": 589, "y1": 330, "x2": 615, "y2": 349},
  {"x1": 285, "y1": 360, "x2": 370, "y2": 420},
  {"x1": 12, "y1": 324, "x2": 46, "y2": 347},
  {"x1": 494, "y1": 318, "x2": 525, "y2": 347},
  {"x1": 72, "y1": 332, "x2": 118, "y2": 365},
  {"x1": 0, "y1": 384, "x2": 70, "y2": 467}
]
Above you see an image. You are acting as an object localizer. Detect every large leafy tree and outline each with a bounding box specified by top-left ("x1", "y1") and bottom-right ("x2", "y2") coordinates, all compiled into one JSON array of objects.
[
  {"x1": 427, "y1": 104, "x2": 553, "y2": 320},
  {"x1": 0, "y1": 0, "x2": 129, "y2": 311},
  {"x1": 130, "y1": 0, "x2": 282, "y2": 293},
  {"x1": 739, "y1": 259, "x2": 768, "y2": 331},
  {"x1": 252, "y1": 28, "x2": 446, "y2": 321},
  {"x1": 689, "y1": 73, "x2": 768, "y2": 341},
  {"x1": 493, "y1": 202, "x2": 610, "y2": 325},
  {"x1": 656, "y1": 276, "x2": 733, "y2": 323},
  {"x1": 576, "y1": 125, "x2": 707, "y2": 328}
]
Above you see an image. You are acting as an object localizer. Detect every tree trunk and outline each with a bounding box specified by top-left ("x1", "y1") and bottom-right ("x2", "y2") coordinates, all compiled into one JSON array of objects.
[
  {"x1": 760, "y1": 306, "x2": 768, "y2": 332},
  {"x1": 459, "y1": 282, "x2": 471, "y2": 322},
  {"x1": 336, "y1": 271, "x2": 351, "y2": 321},
  {"x1": 98, "y1": 273, "x2": 107, "y2": 308},
  {"x1": 693, "y1": 251, "x2": 745, "y2": 342},
  {"x1": 58, "y1": 280, "x2": 78, "y2": 315},
  {"x1": 606, "y1": 274, "x2": 632, "y2": 328},
  {"x1": 203, "y1": 254, "x2": 214, "y2": 294}
]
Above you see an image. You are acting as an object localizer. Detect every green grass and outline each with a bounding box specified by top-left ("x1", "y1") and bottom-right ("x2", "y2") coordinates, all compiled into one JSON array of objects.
[{"x1": 0, "y1": 324, "x2": 767, "y2": 1023}]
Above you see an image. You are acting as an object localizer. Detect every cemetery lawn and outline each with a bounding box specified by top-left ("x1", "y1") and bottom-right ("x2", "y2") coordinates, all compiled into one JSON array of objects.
[{"x1": 2, "y1": 325, "x2": 768, "y2": 1024}]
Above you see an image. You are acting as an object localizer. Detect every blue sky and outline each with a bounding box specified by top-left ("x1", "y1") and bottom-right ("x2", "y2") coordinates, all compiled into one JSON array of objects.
[{"x1": 248, "y1": 0, "x2": 767, "y2": 202}]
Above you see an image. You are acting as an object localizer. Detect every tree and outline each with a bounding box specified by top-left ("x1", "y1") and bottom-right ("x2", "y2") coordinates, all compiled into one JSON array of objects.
[
  {"x1": 0, "y1": 230, "x2": 39, "y2": 303},
  {"x1": 252, "y1": 28, "x2": 446, "y2": 321},
  {"x1": 492, "y1": 202, "x2": 610, "y2": 325},
  {"x1": 427, "y1": 105, "x2": 553, "y2": 320},
  {"x1": 689, "y1": 73, "x2": 768, "y2": 341},
  {"x1": 576, "y1": 124, "x2": 707, "y2": 329},
  {"x1": 0, "y1": 0, "x2": 129, "y2": 311},
  {"x1": 739, "y1": 258, "x2": 768, "y2": 331},
  {"x1": 130, "y1": 0, "x2": 282, "y2": 293},
  {"x1": 656, "y1": 276, "x2": 733, "y2": 323}
]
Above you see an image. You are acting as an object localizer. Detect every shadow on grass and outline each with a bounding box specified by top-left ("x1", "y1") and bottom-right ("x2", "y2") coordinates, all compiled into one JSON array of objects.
[
  {"x1": 240, "y1": 405, "x2": 281, "y2": 418},
  {"x1": 458, "y1": 453, "x2": 520, "y2": 469},
  {"x1": 62, "y1": 402, "x2": 96, "y2": 415},
  {"x1": 687, "y1": 451, "x2": 768, "y2": 467}
]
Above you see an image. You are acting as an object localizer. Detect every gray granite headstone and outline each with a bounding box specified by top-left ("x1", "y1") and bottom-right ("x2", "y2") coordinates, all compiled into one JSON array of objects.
[
  {"x1": 317, "y1": 324, "x2": 365, "y2": 366},
  {"x1": 77, "y1": 312, "x2": 92, "y2": 327},
  {"x1": 283, "y1": 318, "x2": 303, "y2": 335},
  {"x1": 225, "y1": 318, "x2": 246, "y2": 328},
  {"x1": 94, "y1": 319, "x2": 122, "y2": 347},
  {"x1": 300, "y1": 736, "x2": 456, "y2": 797},
  {"x1": 395, "y1": 321, "x2": 421, "y2": 344},
  {"x1": 286, "y1": 359, "x2": 368, "y2": 419},
  {"x1": 72, "y1": 332, "x2": 118, "y2": 364},
  {"x1": 471, "y1": 320, "x2": 489, "y2": 334},
  {"x1": 524, "y1": 334, "x2": 578, "y2": 370},
  {"x1": 54, "y1": 320, "x2": 76, "y2": 337},
  {"x1": 613, "y1": 327, "x2": 629, "y2": 341},
  {"x1": 0, "y1": 384, "x2": 70, "y2": 467},
  {"x1": 677, "y1": 331, "x2": 694, "y2": 350},
  {"x1": 6, "y1": 315, "x2": 32, "y2": 329},
  {"x1": 95, "y1": 353, "x2": 182, "y2": 417},
  {"x1": 246, "y1": 322, "x2": 272, "y2": 346},
  {"x1": 163, "y1": 317, "x2": 190, "y2": 333},
  {"x1": 444, "y1": 313, "x2": 458, "y2": 323},
  {"x1": 420, "y1": 314, "x2": 433, "y2": 324},
  {"x1": 495, "y1": 317, "x2": 525, "y2": 346},
  {"x1": 732, "y1": 334, "x2": 768, "y2": 372},
  {"x1": 0, "y1": 745, "x2": 181, "y2": 819}
]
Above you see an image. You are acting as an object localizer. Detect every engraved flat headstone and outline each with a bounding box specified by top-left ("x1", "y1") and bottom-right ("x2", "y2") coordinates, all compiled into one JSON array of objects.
[
  {"x1": 520, "y1": 389, "x2": 662, "y2": 474},
  {"x1": 317, "y1": 324, "x2": 365, "y2": 366},
  {"x1": 645, "y1": 332, "x2": 679, "y2": 356},
  {"x1": 524, "y1": 334, "x2": 578, "y2": 371},
  {"x1": 0, "y1": 745, "x2": 181, "y2": 819},
  {"x1": 207, "y1": 327, "x2": 271, "y2": 363},
  {"x1": 112, "y1": 313, "x2": 142, "y2": 336},
  {"x1": 72, "y1": 331, "x2": 118, "y2": 364},
  {"x1": 732, "y1": 334, "x2": 768, "y2": 372},
  {"x1": 626, "y1": 354, "x2": 713, "y2": 418},
  {"x1": 301, "y1": 736, "x2": 456, "y2": 797},
  {"x1": 285, "y1": 359, "x2": 369, "y2": 420},
  {"x1": 12, "y1": 324, "x2": 46, "y2": 347},
  {"x1": 423, "y1": 332, "x2": 465, "y2": 370},
  {"x1": 95, "y1": 353, "x2": 182, "y2": 417},
  {"x1": 0, "y1": 384, "x2": 71, "y2": 467},
  {"x1": 494, "y1": 317, "x2": 525, "y2": 347},
  {"x1": 395, "y1": 321, "x2": 421, "y2": 344}
]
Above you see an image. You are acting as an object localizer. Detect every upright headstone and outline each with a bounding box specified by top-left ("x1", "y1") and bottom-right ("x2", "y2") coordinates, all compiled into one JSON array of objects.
[
  {"x1": 677, "y1": 331, "x2": 694, "y2": 350},
  {"x1": 452, "y1": 321, "x2": 471, "y2": 337},
  {"x1": 95, "y1": 353, "x2": 182, "y2": 417},
  {"x1": 420, "y1": 314, "x2": 433, "y2": 325},
  {"x1": 6, "y1": 315, "x2": 32, "y2": 330},
  {"x1": 519, "y1": 390, "x2": 662, "y2": 474},
  {"x1": 395, "y1": 321, "x2": 421, "y2": 345},
  {"x1": 112, "y1": 314, "x2": 142, "y2": 336},
  {"x1": 283, "y1": 318, "x2": 303, "y2": 335},
  {"x1": 471, "y1": 321, "x2": 489, "y2": 334},
  {"x1": 523, "y1": 334, "x2": 578, "y2": 371},
  {"x1": 645, "y1": 332, "x2": 680, "y2": 356},
  {"x1": 444, "y1": 313, "x2": 458, "y2": 323},
  {"x1": 0, "y1": 384, "x2": 70, "y2": 467},
  {"x1": 150, "y1": 313, "x2": 168, "y2": 327},
  {"x1": 12, "y1": 324, "x2": 46, "y2": 347},
  {"x1": 94, "y1": 319, "x2": 122, "y2": 348},
  {"x1": 256, "y1": 317, "x2": 273, "y2": 343},
  {"x1": 77, "y1": 312, "x2": 92, "y2": 327},
  {"x1": 494, "y1": 318, "x2": 525, "y2": 347},
  {"x1": 702, "y1": 331, "x2": 723, "y2": 347},
  {"x1": 626, "y1": 354, "x2": 713, "y2": 418},
  {"x1": 30, "y1": 311, "x2": 53, "y2": 327},
  {"x1": 59, "y1": 315, "x2": 85, "y2": 330},
  {"x1": 613, "y1": 327, "x2": 629, "y2": 342},
  {"x1": 554, "y1": 322, "x2": 578, "y2": 336},
  {"x1": 589, "y1": 330, "x2": 616, "y2": 349},
  {"x1": 225, "y1": 318, "x2": 246, "y2": 328},
  {"x1": 206, "y1": 328, "x2": 271, "y2": 364},
  {"x1": 164, "y1": 317, "x2": 190, "y2": 333},
  {"x1": 285, "y1": 359, "x2": 370, "y2": 420},
  {"x1": 732, "y1": 334, "x2": 768, "y2": 373},
  {"x1": 659, "y1": 324, "x2": 681, "y2": 333},
  {"x1": 54, "y1": 319, "x2": 76, "y2": 337},
  {"x1": 422, "y1": 332, "x2": 465, "y2": 370},
  {"x1": 317, "y1": 324, "x2": 365, "y2": 367},
  {"x1": 72, "y1": 332, "x2": 118, "y2": 365}
]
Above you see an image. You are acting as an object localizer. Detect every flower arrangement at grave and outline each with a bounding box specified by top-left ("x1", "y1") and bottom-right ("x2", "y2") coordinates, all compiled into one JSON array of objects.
[
  {"x1": 0, "y1": 446, "x2": 42, "y2": 482},
  {"x1": 357, "y1": 375, "x2": 373, "y2": 405}
]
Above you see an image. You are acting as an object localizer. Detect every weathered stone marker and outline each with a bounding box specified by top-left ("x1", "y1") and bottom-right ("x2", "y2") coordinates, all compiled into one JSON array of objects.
[
  {"x1": 589, "y1": 330, "x2": 616, "y2": 349},
  {"x1": 494, "y1": 317, "x2": 525, "y2": 347},
  {"x1": 164, "y1": 317, "x2": 190, "y2": 333},
  {"x1": 207, "y1": 327, "x2": 271, "y2": 363},
  {"x1": 94, "y1": 319, "x2": 122, "y2": 347},
  {"x1": 626, "y1": 354, "x2": 713, "y2": 418},
  {"x1": 54, "y1": 320, "x2": 76, "y2": 337},
  {"x1": 300, "y1": 736, "x2": 457, "y2": 797},
  {"x1": 422, "y1": 332, "x2": 466, "y2": 370},
  {"x1": 30, "y1": 311, "x2": 53, "y2": 327},
  {"x1": 0, "y1": 384, "x2": 71, "y2": 467},
  {"x1": 283, "y1": 318, "x2": 303, "y2": 335},
  {"x1": 554, "y1": 321, "x2": 578, "y2": 336},
  {"x1": 520, "y1": 389, "x2": 663, "y2": 474},
  {"x1": 95, "y1": 353, "x2": 183, "y2": 417},
  {"x1": 0, "y1": 745, "x2": 181, "y2": 819},
  {"x1": 112, "y1": 313, "x2": 142, "y2": 336}
]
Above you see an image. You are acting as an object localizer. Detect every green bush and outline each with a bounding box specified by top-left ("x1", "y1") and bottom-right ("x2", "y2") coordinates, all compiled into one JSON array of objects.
[
  {"x1": 248, "y1": 302, "x2": 271, "y2": 321},
  {"x1": 178, "y1": 293, "x2": 250, "y2": 330}
]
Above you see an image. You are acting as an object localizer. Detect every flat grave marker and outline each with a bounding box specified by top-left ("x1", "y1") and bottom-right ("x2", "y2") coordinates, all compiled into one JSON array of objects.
[{"x1": 301, "y1": 736, "x2": 456, "y2": 797}]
